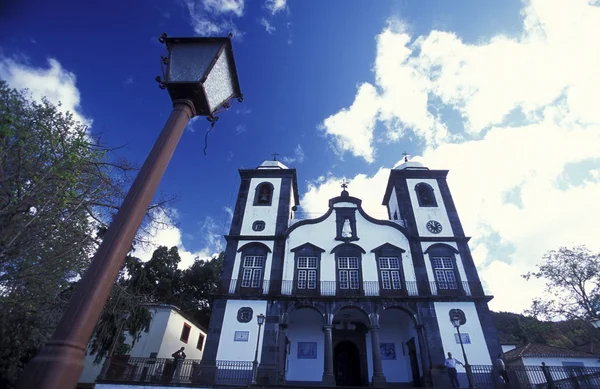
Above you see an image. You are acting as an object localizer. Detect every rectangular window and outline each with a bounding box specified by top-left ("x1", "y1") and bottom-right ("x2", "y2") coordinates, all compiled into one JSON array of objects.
[
  {"x1": 339, "y1": 270, "x2": 349, "y2": 289},
  {"x1": 197, "y1": 334, "x2": 205, "y2": 351},
  {"x1": 297, "y1": 256, "x2": 318, "y2": 289},
  {"x1": 338, "y1": 257, "x2": 359, "y2": 289},
  {"x1": 432, "y1": 256, "x2": 458, "y2": 289},
  {"x1": 180, "y1": 323, "x2": 191, "y2": 343},
  {"x1": 298, "y1": 270, "x2": 307, "y2": 289},
  {"x1": 379, "y1": 257, "x2": 401, "y2": 289},
  {"x1": 241, "y1": 256, "x2": 264, "y2": 288},
  {"x1": 381, "y1": 271, "x2": 391, "y2": 289}
]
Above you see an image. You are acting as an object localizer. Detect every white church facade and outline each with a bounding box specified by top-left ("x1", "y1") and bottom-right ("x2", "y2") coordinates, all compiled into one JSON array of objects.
[{"x1": 199, "y1": 158, "x2": 502, "y2": 387}]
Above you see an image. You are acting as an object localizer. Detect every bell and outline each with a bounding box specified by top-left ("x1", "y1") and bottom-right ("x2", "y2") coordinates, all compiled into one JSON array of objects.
[{"x1": 260, "y1": 194, "x2": 268, "y2": 202}]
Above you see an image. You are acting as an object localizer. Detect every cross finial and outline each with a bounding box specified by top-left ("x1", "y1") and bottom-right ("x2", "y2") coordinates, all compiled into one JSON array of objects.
[
  {"x1": 341, "y1": 178, "x2": 348, "y2": 190},
  {"x1": 402, "y1": 151, "x2": 410, "y2": 162},
  {"x1": 272, "y1": 152, "x2": 279, "y2": 161}
]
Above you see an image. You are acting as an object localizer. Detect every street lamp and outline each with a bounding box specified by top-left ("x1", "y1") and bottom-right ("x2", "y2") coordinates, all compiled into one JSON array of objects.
[
  {"x1": 591, "y1": 317, "x2": 600, "y2": 329},
  {"x1": 252, "y1": 313, "x2": 266, "y2": 385},
  {"x1": 451, "y1": 312, "x2": 475, "y2": 388},
  {"x1": 18, "y1": 34, "x2": 243, "y2": 389}
]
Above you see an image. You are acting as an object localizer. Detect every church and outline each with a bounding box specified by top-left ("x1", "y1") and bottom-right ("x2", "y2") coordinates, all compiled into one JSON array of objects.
[{"x1": 199, "y1": 157, "x2": 501, "y2": 387}]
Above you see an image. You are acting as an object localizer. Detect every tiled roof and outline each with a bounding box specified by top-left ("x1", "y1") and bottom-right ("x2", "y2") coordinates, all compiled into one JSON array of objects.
[{"x1": 504, "y1": 343, "x2": 599, "y2": 362}]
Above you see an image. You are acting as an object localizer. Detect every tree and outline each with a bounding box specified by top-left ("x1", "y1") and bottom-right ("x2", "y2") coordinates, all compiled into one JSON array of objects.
[
  {"x1": 0, "y1": 81, "x2": 172, "y2": 388},
  {"x1": 523, "y1": 245, "x2": 600, "y2": 322},
  {"x1": 88, "y1": 247, "x2": 224, "y2": 361}
]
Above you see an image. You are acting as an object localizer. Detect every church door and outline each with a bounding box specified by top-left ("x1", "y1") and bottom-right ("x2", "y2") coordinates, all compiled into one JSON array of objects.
[
  {"x1": 334, "y1": 340, "x2": 362, "y2": 386},
  {"x1": 407, "y1": 338, "x2": 421, "y2": 387}
]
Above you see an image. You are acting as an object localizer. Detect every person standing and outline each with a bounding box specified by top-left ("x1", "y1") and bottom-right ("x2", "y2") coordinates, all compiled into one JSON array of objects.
[
  {"x1": 445, "y1": 351, "x2": 464, "y2": 388},
  {"x1": 495, "y1": 354, "x2": 509, "y2": 384},
  {"x1": 171, "y1": 347, "x2": 187, "y2": 382}
]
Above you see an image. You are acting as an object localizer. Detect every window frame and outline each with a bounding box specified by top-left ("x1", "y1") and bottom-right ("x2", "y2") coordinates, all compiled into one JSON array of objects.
[
  {"x1": 332, "y1": 243, "x2": 365, "y2": 297},
  {"x1": 197, "y1": 333, "x2": 205, "y2": 351},
  {"x1": 291, "y1": 243, "x2": 325, "y2": 296},
  {"x1": 252, "y1": 220, "x2": 266, "y2": 231},
  {"x1": 254, "y1": 182, "x2": 274, "y2": 206},
  {"x1": 236, "y1": 242, "x2": 271, "y2": 295},
  {"x1": 415, "y1": 182, "x2": 438, "y2": 207},
  {"x1": 180, "y1": 323, "x2": 191, "y2": 343},
  {"x1": 372, "y1": 243, "x2": 407, "y2": 296},
  {"x1": 425, "y1": 244, "x2": 463, "y2": 295}
]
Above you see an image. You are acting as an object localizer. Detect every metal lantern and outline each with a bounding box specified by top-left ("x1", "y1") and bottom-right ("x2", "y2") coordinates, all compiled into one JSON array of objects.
[
  {"x1": 451, "y1": 312, "x2": 461, "y2": 328},
  {"x1": 161, "y1": 35, "x2": 243, "y2": 117},
  {"x1": 257, "y1": 313, "x2": 265, "y2": 326}
]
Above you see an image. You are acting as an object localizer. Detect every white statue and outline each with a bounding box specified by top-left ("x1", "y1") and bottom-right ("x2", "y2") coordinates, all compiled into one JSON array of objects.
[{"x1": 341, "y1": 218, "x2": 352, "y2": 238}]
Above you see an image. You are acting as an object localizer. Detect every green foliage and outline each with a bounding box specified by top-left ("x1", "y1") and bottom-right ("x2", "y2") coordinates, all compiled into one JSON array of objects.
[
  {"x1": 0, "y1": 81, "x2": 172, "y2": 388},
  {"x1": 491, "y1": 311, "x2": 599, "y2": 349},
  {"x1": 89, "y1": 247, "x2": 223, "y2": 362},
  {"x1": 523, "y1": 245, "x2": 600, "y2": 321}
]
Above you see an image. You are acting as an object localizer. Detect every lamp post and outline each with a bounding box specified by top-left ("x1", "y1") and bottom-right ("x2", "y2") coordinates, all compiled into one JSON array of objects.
[
  {"x1": 451, "y1": 313, "x2": 475, "y2": 388},
  {"x1": 98, "y1": 311, "x2": 131, "y2": 380},
  {"x1": 18, "y1": 34, "x2": 243, "y2": 389},
  {"x1": 591, "y1": 317, "x2": 600, "y2": 329},
  {"x1": 252, "y1": 313, "x2": 265, "y2": 385}
]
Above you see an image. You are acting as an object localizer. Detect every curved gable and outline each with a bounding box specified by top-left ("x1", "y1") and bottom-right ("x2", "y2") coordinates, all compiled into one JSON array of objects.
[
  {"x1": 423, "y1": 243, "x2": 459, "y2": 255},
  {"x1": 237, "y1": 241, "x2": 272, "y2": 253},
  {"x1": 331, "y1": 242, "x2": 366, "y2": 254},
  {"x1": 291, "y1": 242, "x2": 326, "y2": 253}
]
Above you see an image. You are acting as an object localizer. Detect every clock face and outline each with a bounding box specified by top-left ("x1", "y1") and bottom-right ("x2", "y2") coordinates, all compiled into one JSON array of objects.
[{"x1": 426, "y1": 220, "x2": 443, "y2": 234}]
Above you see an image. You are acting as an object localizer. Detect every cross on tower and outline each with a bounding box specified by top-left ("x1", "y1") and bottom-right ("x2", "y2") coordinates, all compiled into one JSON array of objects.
[
  {"x1": 341, "y1": 178, "x2": 348, "y2": 190},
  {"x1": 402, "y1": 151, "x2": 410, "y2": 162},
  {"x1": 272, "y1": 152, "x2": 279, "y2": 161}
]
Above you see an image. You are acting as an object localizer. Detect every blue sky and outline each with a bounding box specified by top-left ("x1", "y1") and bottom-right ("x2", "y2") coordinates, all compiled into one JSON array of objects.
[{"x1": 2, "y1": 0, "x2": 600, "y2": 314}]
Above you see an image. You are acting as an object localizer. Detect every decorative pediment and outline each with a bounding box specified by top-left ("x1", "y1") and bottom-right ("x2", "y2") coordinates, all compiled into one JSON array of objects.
[
  {"x1": 237, "y1": 241, "x2": 272, "y2": 253},
  {"x1": 423, "y1": 243, "x2": 459, "y2": 255},
  {"x1": 330, "y1": 243, "x2": 366, "y2": 254},
  {"x1": 290, "y1": 242, "x2": 326, "y2": 253},
  {"x1": 370, "y1": 243, "x2": 406, "y2": 254}
]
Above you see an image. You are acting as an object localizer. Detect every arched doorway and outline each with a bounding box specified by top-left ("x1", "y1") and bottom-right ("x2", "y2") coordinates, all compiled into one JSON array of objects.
[
  {"x1": 378, "y1": 308, "x2": 422, "y2": 386},
  {"x1": 285, "y1": 307, "x2": 324, "y2": 384},
  {"x1": 334, "y1": 341, "x2": 362, "y2": 386}
]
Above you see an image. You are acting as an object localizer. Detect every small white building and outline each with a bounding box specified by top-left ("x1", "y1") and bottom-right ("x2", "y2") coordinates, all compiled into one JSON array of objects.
[
  {"x1": 504, "y1": 343, "x2": 600, "y2": 368},
  {"x1": 78, "y1": 304, "x2": 207, "y2": 388}
]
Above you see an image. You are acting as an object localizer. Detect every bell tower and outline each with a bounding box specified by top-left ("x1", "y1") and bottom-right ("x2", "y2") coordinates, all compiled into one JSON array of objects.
[{"x1": 228, "y1": 158, "x2": 299, "y2": 238}]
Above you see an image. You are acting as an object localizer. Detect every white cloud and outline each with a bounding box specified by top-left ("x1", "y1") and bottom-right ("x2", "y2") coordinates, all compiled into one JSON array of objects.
[
  {"x1": 184, "y1": 0, "x2": 245, "y2": 37},
  {"x1": 314, "y1": 0, "x2": 600, "y2": 314},
  {"x1": 282, "y1": 144, "x2": 305, "y2": 165},
  {"x1": 319, "y1": 83, "x2": 380, "y2": 163},
  {"x1": 136, "y1": 208, "x2": 226, "y2": 269},
  {"x1": 265, "y1": 0, "x2": 286, "y2": 15},
  {"x1": 202, "y1": 0, "x2": 244, "y2": 16},
  {"x1": 260, "y1": 17, "x2": 276, "y2": 34},
  {"x1": 235, "y1": 123, "x2": 246, "y2": 134},
  {"x1": 0, "y1": 56, "x2": 92, "y2": 126}
]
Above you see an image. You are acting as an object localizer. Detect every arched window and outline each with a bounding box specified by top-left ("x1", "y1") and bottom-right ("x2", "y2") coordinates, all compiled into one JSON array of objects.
[
  {"x1": 236, "y1": 242, "x2": 271, "y2": 294},
  {"x1": 424, "y1": 244, "x2": 462, "y2": 295},
  {"x1": 415, "y1": 183, "x2": 437, "y2": 207},
  {"x1": 254, "y1": 182, "x2": 274, "y2": 206}
]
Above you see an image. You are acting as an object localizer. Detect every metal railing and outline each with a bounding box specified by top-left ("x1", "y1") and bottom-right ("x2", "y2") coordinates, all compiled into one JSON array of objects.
[
  {"x1": 99, "y1": 357, "x2": 254, "y2": 386},
  {"x1": 217, "y1": 279, "x2": 483, "y2": 298},
  {"x1": 471, "y1": 363, "x2": 600, "y2": 389},
  {"x1": 429, "y1": 280, "x2": 483, "y2": 296},
  {"x1": 100, "y1": 356, "x2": 201, "y2": 384},
  {"x1": 215, "y1": 360, "x2": 254, "y2": 385},
  {"x1": 220, "y1": 279, "x2": 427, "y2": 297}
]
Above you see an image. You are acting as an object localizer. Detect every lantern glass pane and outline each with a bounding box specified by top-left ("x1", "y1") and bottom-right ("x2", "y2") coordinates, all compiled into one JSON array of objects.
[
  {"x1": 205, "y1": 48, "x2": 235, "y2": 112},
  {"x1": 168, "y1": 42, "x2": 221, "y2": 82}
]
